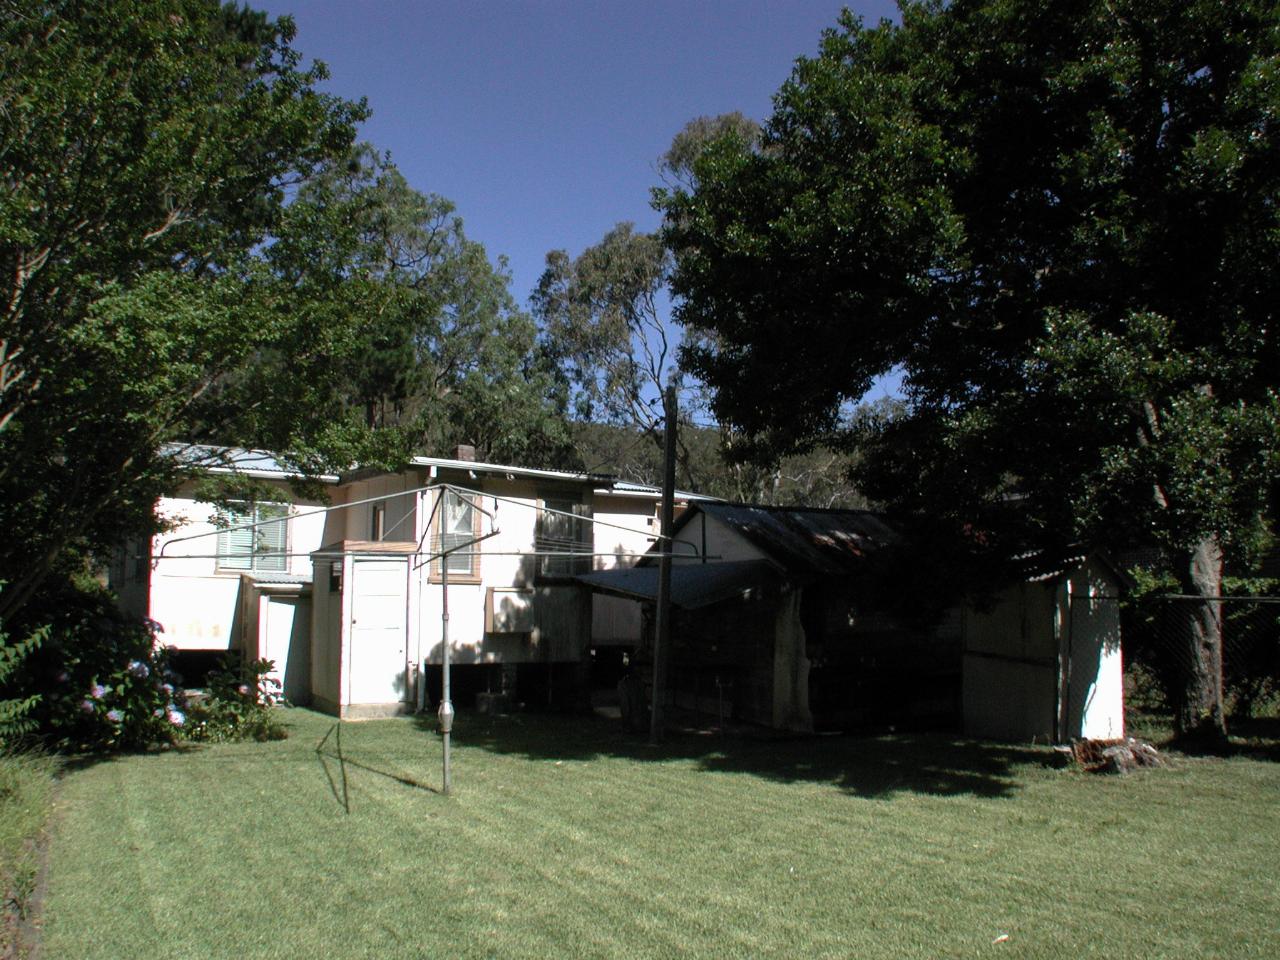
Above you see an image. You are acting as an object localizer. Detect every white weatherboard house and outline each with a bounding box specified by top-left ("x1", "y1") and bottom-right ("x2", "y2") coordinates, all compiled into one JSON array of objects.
[
  {"x1": 118, "y1": 448, "x2": 1125, "y2": 741},
  {"x1": 116, "y1": 446, "x2": 687, "y2": 718},
  {"x1": 112, "y1": 448, "x2": 335, "y2": 704}
]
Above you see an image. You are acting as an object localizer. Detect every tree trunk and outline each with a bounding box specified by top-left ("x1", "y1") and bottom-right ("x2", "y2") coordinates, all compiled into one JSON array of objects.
[{"x1": 1175, "y1": 536, "x2": 1228, "y2": 745}]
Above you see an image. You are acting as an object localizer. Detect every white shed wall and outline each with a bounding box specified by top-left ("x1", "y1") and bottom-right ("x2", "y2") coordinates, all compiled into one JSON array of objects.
[
  {"x1": 309, "y1": 555, "x2": 345, "y2": 713},
  {"x1": 962, "y1": 558, "x2": 1125, "y2": 743},
  {"x1": 674, "y1": 514, "x2": 772, "y2": 565},
  {"x1": 1059, "y1": 558, "x2": 1125, "y2": 740}
]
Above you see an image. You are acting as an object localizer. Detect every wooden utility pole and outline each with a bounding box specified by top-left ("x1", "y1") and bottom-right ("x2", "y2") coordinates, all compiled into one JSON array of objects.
[{"x1": 649, "y1": 385, "x2": 677, "y2": 744}]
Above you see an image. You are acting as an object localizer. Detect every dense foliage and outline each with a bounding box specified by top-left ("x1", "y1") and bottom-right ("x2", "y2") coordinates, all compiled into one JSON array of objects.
[
  {"x1": 0, "y1": 623, "x2": 42, "y2": 745},
  {"x1": 662, "y1": 0, "x2": 1280, "y2": 739},
  {"x1": 4, "y1": 580, "x2": 184, "y2": 751},
  {"x1": 0, "y1": 0, "x2": 372, "y2": 627},
  {"x1": 536, "y1": 112, "x2": 870, "y2": 503},
  {"x1": 279, "y1": 145, "x2": 574, "y2": 467}
]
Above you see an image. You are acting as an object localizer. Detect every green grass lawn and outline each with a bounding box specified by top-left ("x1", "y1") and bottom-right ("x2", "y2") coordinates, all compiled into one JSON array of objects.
[{"x1": 38, "y1": 709, "x2": 1280, "y2": 959}]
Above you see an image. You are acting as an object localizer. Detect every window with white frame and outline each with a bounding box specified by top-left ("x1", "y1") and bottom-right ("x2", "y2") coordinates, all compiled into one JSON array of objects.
[
  {"x1": 435, "y1": 489, "x2": 479, "y2": 578},
  {"x1": 216, "y1": 502, "x2": 289, "y2": 572}
]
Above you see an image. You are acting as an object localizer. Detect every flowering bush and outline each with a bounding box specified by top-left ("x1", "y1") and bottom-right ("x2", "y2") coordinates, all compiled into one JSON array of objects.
[
  {"x1": 46, "y1": 638, "x2": 186, "y2": 751},
  {"x1": 6, "y1": 580, "x2": 188, "y2": 751},
  {"x1": 182, "y1": 656, "x2": 287, "y2": 743}
]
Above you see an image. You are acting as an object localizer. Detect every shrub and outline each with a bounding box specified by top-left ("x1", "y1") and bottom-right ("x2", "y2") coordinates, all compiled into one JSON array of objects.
[
  {"x1": 1, "y1": 577, "x2": 188, "y2": 751},
  {"x1": 0, "y1": 620, "x2": 44, "y2": 747},
  {"x1": 182, "y1": 657, "x2": 287, "y2": 743},
  {"x1": 2, "y1": 578, "x2": 296, "y2": 750}
]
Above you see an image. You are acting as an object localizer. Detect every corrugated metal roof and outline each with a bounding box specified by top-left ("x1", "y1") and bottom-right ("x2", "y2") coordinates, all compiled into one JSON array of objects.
[
  {"x1": 1011, "y1": 548, "x2": 1132, "y2": 588},
  {"x1": 415, "y1": 460, "x2": 718, "y2": 501},
  {"x1": 167, "y1": 442, "x2": 726, "y2": 501},
  {"x1": 244, "y1": 571, "x2": 312, "y2": 586},
  {"x1": 689, "y1": 503, "x2": 898, "y2": 577},
  {"x1": 603, "y1": 480, "x2": 720, "y2": 502},
  {"x1": 163, "y1": 443, "x2": 340, "y2": 483},
  {"x1": 577, "y1": 560, "x2": 775, "y2": 610},
  {"x1": 412, "y1": 455, "x2": 616, "y2": 485},
  {"x1": 1012, "y1": 549, "x2": 1090, "y2": 584}
]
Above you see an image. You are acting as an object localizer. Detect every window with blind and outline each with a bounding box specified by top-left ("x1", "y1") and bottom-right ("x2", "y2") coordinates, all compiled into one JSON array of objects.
[
  {"x1": 436, "y1": 489, "x2": 479, "y2": 578},
  {"x1": 536, "y1": 498, "x2": 593, "y2": 577},
  {"x1": 215, "y1": 502, "x2": 288, "y2": 572}
]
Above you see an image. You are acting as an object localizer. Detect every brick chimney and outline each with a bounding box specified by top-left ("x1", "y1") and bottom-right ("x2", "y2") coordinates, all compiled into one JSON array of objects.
[{"x1": 453, "y1": 444, "x2": 477, "y2": 462}]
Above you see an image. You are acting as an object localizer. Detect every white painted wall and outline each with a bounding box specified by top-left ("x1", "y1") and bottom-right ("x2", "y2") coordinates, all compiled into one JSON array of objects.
[
  {"x1": 309, "y1": 555, "x2": 344, "y2": 713},
  {"x1": 256, "y1": 594, "x2": 311, "y2": 703},
  {"x1": 414, "y1": 480, "x2": 533, "y2": 666},
  {"x1": 146, "y1": 467, "x2": 668, "y2": 715},
  {"x1": 340, "y1": 472, "x2": 422, "y2": 543},
  {"x1": 593, "y1": 495, "x2": 659, "y2": 568},
  {"x1": 591, "y1": 494, "x2": 658, "y2": 644},
  {"x1": 410, "y1": 480, "x2": 665, "y2": 667},
  {"x1": 147, "y1": 483, "x2": 327, "y2": 651},
  {"x1": 673, "y1": 513, "x2": 772, "y2": 566}
]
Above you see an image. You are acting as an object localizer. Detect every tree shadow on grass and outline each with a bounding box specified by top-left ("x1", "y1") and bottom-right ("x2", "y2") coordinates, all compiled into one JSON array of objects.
[
  {"x1": 1127, "y1": 709, "x2": 1280, "y2": 762},
  {"x1": 1168, "y1": 715, "x2": 1280, "y2": 762},
  {"x1": 1227, "y1": 716, "x2": 1280, "y2": 761},
  {"x1": 417, "y1": 711, "x2": 1051, "y2": 800}
]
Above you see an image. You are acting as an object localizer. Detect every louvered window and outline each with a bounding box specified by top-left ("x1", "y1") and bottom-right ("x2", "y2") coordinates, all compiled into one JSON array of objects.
[{"x1": 216, "y1": 502, "x2": 288, "y2": 572}]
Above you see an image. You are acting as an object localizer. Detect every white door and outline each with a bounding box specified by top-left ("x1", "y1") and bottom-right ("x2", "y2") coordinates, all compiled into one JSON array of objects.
[
  {"x1": 261, "y1": 595, "x2": 311, "y2": 703},
  {"x1": 347, "y1": 559, "x2": 409, "y2": 704}
]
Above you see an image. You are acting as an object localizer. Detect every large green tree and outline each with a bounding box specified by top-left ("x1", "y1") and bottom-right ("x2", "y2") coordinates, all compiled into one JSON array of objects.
[
  {"x1": 272, "y1": 145, "x2": 574, "y2": 467},
  {"x1": 663, "y1": 0, "x2": 1280, "y2": 740},
  {"x1": 0, "y1": 0, "x2": 370, "y2": 624}
]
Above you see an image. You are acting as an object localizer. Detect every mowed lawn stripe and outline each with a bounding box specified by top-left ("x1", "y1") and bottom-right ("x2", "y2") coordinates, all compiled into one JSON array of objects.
[{"x1": 39, "y1": 709, "x2": 1280, "y2": 959}]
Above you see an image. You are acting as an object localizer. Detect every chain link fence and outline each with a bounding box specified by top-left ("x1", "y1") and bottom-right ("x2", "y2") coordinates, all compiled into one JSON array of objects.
[{"x1": 1122, "y1": 594, "x2": 1280, "y2": 738}]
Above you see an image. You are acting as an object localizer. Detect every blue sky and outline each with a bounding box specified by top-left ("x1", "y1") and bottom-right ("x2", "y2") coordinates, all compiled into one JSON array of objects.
[{"x1": 257, "y1": 1, "x2": 902, "y2": 309}]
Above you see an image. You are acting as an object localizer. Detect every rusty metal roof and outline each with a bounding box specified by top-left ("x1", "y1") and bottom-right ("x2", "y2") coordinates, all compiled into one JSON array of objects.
[{"x1": 685, "y1": 503, "x2": 899, "y2": 578}]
